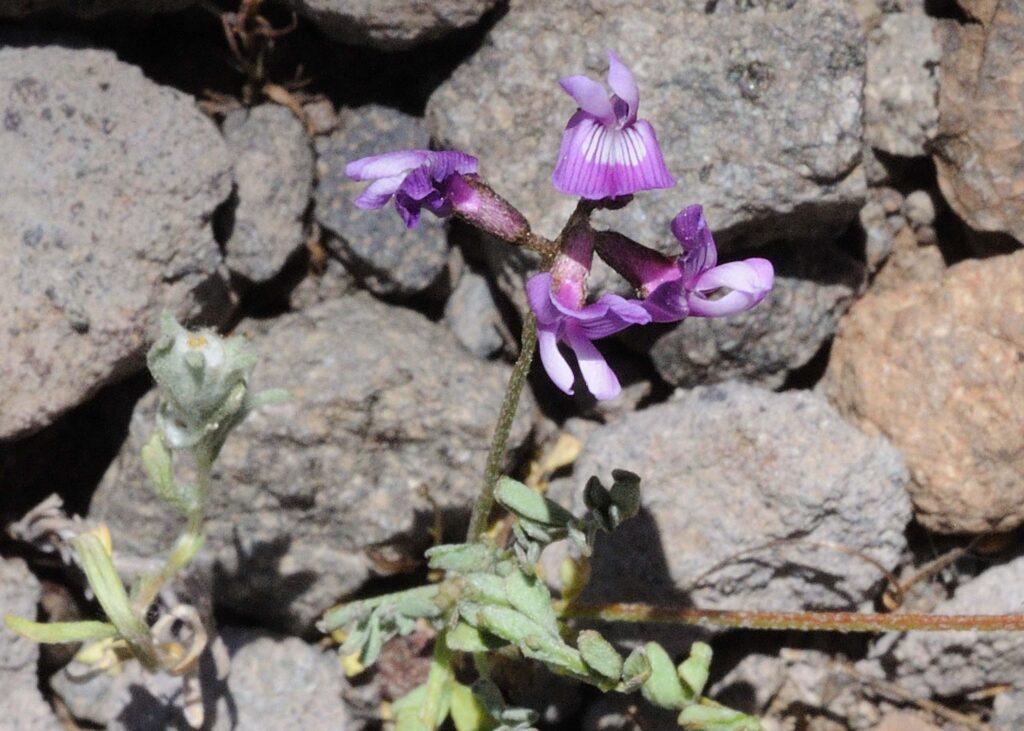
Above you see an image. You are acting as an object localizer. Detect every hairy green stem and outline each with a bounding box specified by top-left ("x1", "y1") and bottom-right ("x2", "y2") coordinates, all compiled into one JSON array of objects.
[
  {"x1": 559, "y1": 601, "x2": 1024, "y2": 633},
  {"x1": 467, "y1": 311, "x2": 538, "y2": 542},
  {"x1": 132, "y1": 449, "x2": 212, "y2": 613}
]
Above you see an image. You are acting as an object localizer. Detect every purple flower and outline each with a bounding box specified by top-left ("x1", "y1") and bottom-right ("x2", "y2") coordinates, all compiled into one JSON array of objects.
[
  {"x1": 527, "y1": 270, "x2": 650, "y2": 401},
  {"x1": 644, "y1": 206, "x2": 773, "y2": 322},
  {"x1": 346, "y1": 149, "x2": 479, "y2": 228},
  {"x1": 551, "y1": 51, "x2": 675, "y2": 200},
  {"x1": 594, "y1": 205, "x2": 774, "y2": 323}
]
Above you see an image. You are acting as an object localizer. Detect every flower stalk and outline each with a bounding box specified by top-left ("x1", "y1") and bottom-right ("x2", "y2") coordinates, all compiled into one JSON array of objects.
[
  {"x1": 467, "y1": 311, "x2": 538, "y2": 542},
  {"x1": 559, "y1": 602, "x2": 1024, "y2": 633}
]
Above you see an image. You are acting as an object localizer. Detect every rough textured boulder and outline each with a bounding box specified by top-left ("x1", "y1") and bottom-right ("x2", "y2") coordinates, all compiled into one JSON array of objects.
[
  {"x1": 427, "y1": 0, "x2": 866, "y2": 250},
  {"x1": 644, "y1": 241, "x2": 865, "y2": 389},
  {"x1": 0, "y1": 46, "x2": 232, "y2": 440},
  {"x1": 444, "y1": 268, "x2": 507, "y2": 359},
  {"x1": 51, "y1": 628, "x2": 351, "y2": 731},
  {"x1": 548, "y1": 383, "x2": 911, "y2": 612},
  {"x1": 315, "y1": 106, "x2": 451, "y2": 297},
  {"x1": 286, "y1": 0, "x2": 500, "y2": 49},
  {"x1": 0, "y1": 557, "x2": 62, "y2": 731},
  {"x1": 826, "y1": 249, "x2": 1024, "y2": 534},
  {"x1": 90, "y1": 295, "x2": 534, "y2": 630},
  {"x1": 864, "y1": 11, "x2": 939, "y2": 156},
  {"x1": 222, "y1": 105, "x2": 314, "y2": 283},
  {"x1": 933, "y1": 2, "x2": 1024, "y2": 244}
]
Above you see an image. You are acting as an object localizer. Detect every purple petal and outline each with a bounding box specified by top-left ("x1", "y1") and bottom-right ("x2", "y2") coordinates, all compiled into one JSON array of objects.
[
  {"x1": 538, "y1": 326, "x2": 575, "y2": 395},
  {"x1": 672, "y1": 205, "x2": 718, "y2": 286},
  {"x1": 394, "y1": 196, "x2": 422, "y2": 228},
  {"x1": 399, "y1": 166, "x2": 440, "y2": 202},
  {"x1": 577, "y1": 295, "x2": 651, "y2": 338},
  {"x1": 565, "y1": 325, "x2": 621, "y2": 401},
  {"x1": 552, "y1": 116, "x2": 675, "y2": 199},
  {"x1": 426, "y1": 150, "x2": 479, "y2": 181},
  {"x1": 606, "y1": 50, "x2": 639, "y2": 124},
  {"x1": 346, "y1": 150, "x2": 429, "y2": 181},
  {"x1": 353, "y1": 176, "x2": 406, "y2": 209},
  {"x1": 687, "y1": 259, "x2": 774, "y2": 317},
  {"x1": 641, "y1": 279, "x2": 690, "y2": 323},
  {"x1": 559, "y1": 75, "x2": 616, "y2": 124},
  {"x1": 526, "y1": 273, "x2": 563, "y2": 326}
]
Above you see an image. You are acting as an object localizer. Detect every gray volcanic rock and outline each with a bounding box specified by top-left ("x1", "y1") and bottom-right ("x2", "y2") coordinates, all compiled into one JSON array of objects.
[
  {"x1": 0, "y1": 0, "x2": 191, "y2": 17},
  {"x1": 444, "y1": 268, "x2": 506, "y2": 358},
  {"x1": 933, "y1": 2, "x2": 1024, "y2": 244},
  {"x1": 285, "y1": 0, "x2": 500, "y2": 50},
  {"x1": 316, "y1": 105, "x2": 450, "y2": 298},
  {"x1": 222, "y1": 105, "x2": 314, "y2": 283},
  {"x1": 90, "y1": 295, "x2": 534, "y2": 630},
  {"x1": 645, "y1": 241, "x2": 865, "y2": 389},
  {"x1": 866, "y1": 555, "x2": 1024, "y2": 699},
  {"x1": 0, "y1": 558, "x2": 62, "y2": 731},
  {"x1": 548, "y1": 383, "x2": 911, "y2": 612},
  {"x1": 427, "y1": 0, "x2": 866, "y2": 251},
  {"x1": 0, "y1": 46, "x2": 232, "y2": 440},
  {"x1": 51, "y1": 628, "x2": 351, "y2": 731},
  {"x1": 864, "y1": 12, "x2": 940, "y2": 157}
]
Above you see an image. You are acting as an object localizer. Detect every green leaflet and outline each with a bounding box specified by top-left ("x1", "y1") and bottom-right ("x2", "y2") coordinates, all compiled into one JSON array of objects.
[
  {"x1": 494, "y1": 478, "x2": 574, "y2": 527},
  {"x1": 678, "y1": 641, "x2": 713, "y2": 700},
  {"x1": 678, "y1": 703, "x2": 763, "y2": 730},
  {"x1": 450, "y1": 682, "x2": 494, "y2": 731},
  {"x1": 577, "y1": 630, "x2": 623, "y2": 681},
  {"x1": 503, "y1": 569, "x2": 558, "y2": 633},
  {"x1": 640, "y1": 642, "x2": 688, "y2": 711},
  {"x1": 426, "y1": 543, "x2": 497, "y2": 573},
  {"x1": 445, "y1": 622, "x2": 505, "y2": 653},
  {"x1": 474, "y1": 604, "x2": 588, "y2": 678}
]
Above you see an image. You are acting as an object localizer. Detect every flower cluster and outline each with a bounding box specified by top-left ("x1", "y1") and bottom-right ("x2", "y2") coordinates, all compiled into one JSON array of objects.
[{"x1": 347, "y1": 51, "x2": 774, "y2": 400}]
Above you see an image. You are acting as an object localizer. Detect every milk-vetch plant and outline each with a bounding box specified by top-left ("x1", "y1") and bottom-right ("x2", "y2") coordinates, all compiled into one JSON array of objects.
[{"x1": 327, "y1": 50, "x2": 772, "y2": 730}]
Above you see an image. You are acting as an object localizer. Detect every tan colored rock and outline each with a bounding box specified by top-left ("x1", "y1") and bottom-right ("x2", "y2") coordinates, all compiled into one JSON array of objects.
[
  {"x1": 826, "y1": 249, "x2": 1024, "y2": 533},
  {"x1": 933, "y1": 2, "x2": 1024, "y2": 244},
  {"x1": 870, "y1": 225, "x2": 945, "y2": 294}
]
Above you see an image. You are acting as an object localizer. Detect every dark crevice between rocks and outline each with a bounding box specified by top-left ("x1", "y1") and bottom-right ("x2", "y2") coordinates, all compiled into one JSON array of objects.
[
  {"x1": 211, "y1": 182, "x2": 238, "y2": 255},
  {"x1": 779, "y1": 337, "x2": 833, "y2": 391},
  {"x1": 924, "y1": 0, "x2": 978, "y2": 23},
  {"x1": 0, "y1": 0, "x2": 506, "y2": 129},
  {"x1": 0, "y1": 370, "x2": 151, "y2": 525},
  {"x1": 715, "y1": 199, "x2": 862, "y2": 255},
  {"x1": 319, "y1": 1, "x2": 509, "y2": 115},
  {"x1": 901, "y1": 519, "x2": 1024, "y2": 597},
  {"x1": 867, "y1": 149, "x2": 1021, "y2": 266}
]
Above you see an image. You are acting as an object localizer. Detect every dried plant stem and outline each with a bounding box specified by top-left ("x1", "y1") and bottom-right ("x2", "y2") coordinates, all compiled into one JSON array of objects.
[
  {"x1": 559, "y1": 602, "x2": 1024, "y2": 633},
  {"x1": 467, "y1": 310, "x2": 538, "y2": 542}
]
